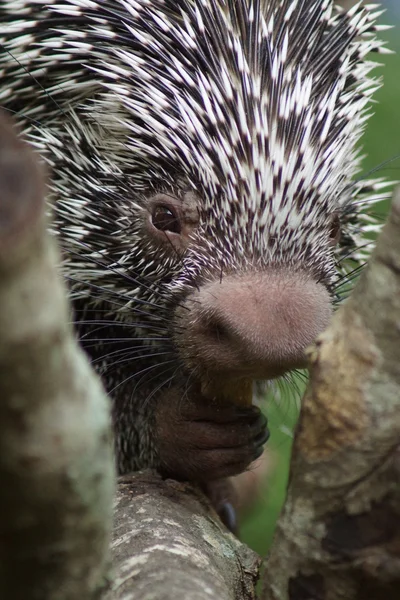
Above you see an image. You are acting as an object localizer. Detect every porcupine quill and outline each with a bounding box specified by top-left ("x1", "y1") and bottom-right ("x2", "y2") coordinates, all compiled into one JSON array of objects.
[{"x1": 0, "y1": 1, "x2": 393, "y2": 485}]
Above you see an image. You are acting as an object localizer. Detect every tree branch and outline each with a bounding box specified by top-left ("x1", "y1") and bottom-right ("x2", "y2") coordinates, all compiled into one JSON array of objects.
[
  {"x1": 105, "y1": 472, "x2": 260, "y2": 600},
  {"x1": 0, "y1": 113, "x2": 115, "y2": 600}
]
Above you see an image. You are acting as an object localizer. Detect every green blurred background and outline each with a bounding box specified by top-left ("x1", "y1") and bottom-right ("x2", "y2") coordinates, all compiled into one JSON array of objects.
[{"x1": 241, "y1": 10, "x2": 400, "y2": 556}]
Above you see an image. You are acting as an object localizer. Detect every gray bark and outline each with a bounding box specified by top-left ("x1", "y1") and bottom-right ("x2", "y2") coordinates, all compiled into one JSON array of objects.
[
  {"x1": 0, "y1": 113, "x2": 115, "y2": 600},
  {"x1": 104, "y1": 473, "x2": 259, "y2": 600}
]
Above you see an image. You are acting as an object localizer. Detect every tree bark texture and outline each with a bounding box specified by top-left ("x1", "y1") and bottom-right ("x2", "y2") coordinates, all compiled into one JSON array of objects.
[
  {"x1": 261, "y1": 189, "x2": 400, "y2": 600},
  {"x1": 0, "y1": 112, "x2": 115, "y2": 600},
  {"x1": 105, "y1": 472, "x2": 260, "y2": 600}
]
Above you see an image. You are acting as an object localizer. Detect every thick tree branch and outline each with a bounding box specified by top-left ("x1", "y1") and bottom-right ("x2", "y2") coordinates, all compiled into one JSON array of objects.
[
  {"x1": 105, "y1": 472, "x2": 260, "y2": 600},
  {"x1": 0, "y1": 113, "x2": 115, "y2": 599}
]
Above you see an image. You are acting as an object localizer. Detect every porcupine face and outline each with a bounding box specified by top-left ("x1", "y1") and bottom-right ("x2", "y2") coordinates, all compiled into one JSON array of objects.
[{"x1": 0, "y1": 1, "x2": 389, "y2": 395}]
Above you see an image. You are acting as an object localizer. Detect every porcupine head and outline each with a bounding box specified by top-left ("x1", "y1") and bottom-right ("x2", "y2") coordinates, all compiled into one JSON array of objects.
[{"x1": 0, "y1": 0, "x2": 391, "y2": 489}]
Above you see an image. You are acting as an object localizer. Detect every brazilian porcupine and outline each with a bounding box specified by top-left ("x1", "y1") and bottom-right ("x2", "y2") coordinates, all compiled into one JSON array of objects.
[{"x1": 0, "y1": 1, "x2": 392, "y2": 485}]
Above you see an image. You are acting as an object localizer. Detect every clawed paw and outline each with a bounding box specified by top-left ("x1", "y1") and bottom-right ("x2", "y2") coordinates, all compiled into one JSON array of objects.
[{"x1": 155, "y1": 386, "x2": 269, "y2": 482}]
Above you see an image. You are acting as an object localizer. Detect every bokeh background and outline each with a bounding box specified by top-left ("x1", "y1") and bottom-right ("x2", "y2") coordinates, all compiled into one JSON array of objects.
[{"x1": 241, "y1": 2, "x2": 400, "y2": 555}]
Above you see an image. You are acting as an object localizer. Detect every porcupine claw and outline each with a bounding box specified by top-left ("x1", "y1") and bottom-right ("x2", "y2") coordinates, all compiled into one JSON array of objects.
[{"x1": 155, "y1": 383, "x2": 269, "y2": 483}]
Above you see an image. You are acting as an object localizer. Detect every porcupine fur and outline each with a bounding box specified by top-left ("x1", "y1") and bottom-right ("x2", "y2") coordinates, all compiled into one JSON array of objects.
[{"x1": 0, "y1": 0, "x2": 392, "y2": 479}]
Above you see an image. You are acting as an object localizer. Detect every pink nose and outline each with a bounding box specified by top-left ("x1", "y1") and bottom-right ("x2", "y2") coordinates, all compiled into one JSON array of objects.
[{"x1": 179, "y1": 271, "x2": 332, "y2": 379}]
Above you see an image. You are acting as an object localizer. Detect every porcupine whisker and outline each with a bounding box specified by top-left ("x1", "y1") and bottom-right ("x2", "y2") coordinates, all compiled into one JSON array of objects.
[
  {"x1": 72, "y1": 304, "x2": 125, "y2": 313},
  {"x1": 84, "y1": 336, "x2": 170, "y2": 349},
  {"x1": 80, "y1": 337, "x2": 170, "y2": 348},
  {"x1": 96, "y1": 350, "x2": 174, "y2": 373},
  {"x1": 1, "y1": 46, "x2": 69, "y2": 125},
  {"x1": 78, "y1": 322, "x2": 172, "y2": 337},
  {"x1": 1, "y1": 106, "x2": 46, "y2": 130},
  {"x1": 334, "y1": 262, "x2": 366, "y2": 286},
  {"x1": 176, "y1": 376, "x2": 195, "y2": 418},
  {"x1": 76, "y1": 313, "x2": 185, "y2": 336},
  {"x1": 287, "y1": 372, "x2": 307, "y2": 403},
  {"x1": 333, "y1": 253, "x2": 370, "y2": 272},
  {"x1": 71, "y1": 320, "x2": 168, "y2": 333},
  {"x1": 343, "y1": 191, "x2": 394, "y2": 214},
  {"x1": 81, "y1": 336, "x2": 169, "y2": 347},
  {"x1": 82, "y1": 340, "x2": 169, "y2": 352},
  {"x1": 138, "y1": 363, "x2": 176, "y2": 391},
  {"x1": 63, "y1": 241, "x2": 191, "y2": 307},
  {"x1": 77, "y1": 321, "x2": 169, "y2": 339},
  {"x1": 269, "y1": 373, "x2": 303, "y2": 425},
  {"x1": 63, "y1": 256, "x2": 192, "y2": 320},
  {"x1": 280, "y1": 373, "x2": 301, "y2": 407},
  {"x1": 266, "y1": 380, "x2": 292, "y2": 428},
  {"x1": 172, "y1": 361, "x2": 206, "y2": 414},
  {"x1": 90, "y1": 349, "x2": 138, "y2": 369},
  {"x1": 351, "y1": 189, "x2": 394, "y2": 205},
  {"x1": 141, "y1": 373, "x2": 179, "y2": 411},
  {"x1": 82, "y1": 343, "x2": 167, "y2": 355},
  {"x1": 333, "y1": 274, "x2": 367, "y2": 301},
  {"x1": 354, "y1": 155, "x2": 400, "y2": 183},
  {"x1": 130, "y1": 362, "x2": 178, "y2": 399},
  {"x1": 107, "y1": 359, "x2": 177, "y2": 397},
  {"x1": 290, "y1": 369, "x2": 309, "y2": 384},
  {"x1": 76, "y1": 310, "x2": 173, "y2": 331},
  {"x1": 334, "y1": 276, "x2": 365, "y2": 296},
  {"x1": 335, "y1": 243, "x2": 372, "y2": 267},
  {"x1": 72, "y1": 295, "x2": 162, "y2": 318},
  {"x1": 366, "y1": 212, "x2": 386, "y2": 223},
  {"x1": 71, "y1": 320, "x2": 134, "y2": 327},
  {"x1": 337, "y1": 273, "x2": 366, "y2": 300},
  {"x1": 350, "y1": 197, "x2": 393, "y2": 213},
  {"x1": 141, "y1": 361, "x2": 183, "y2": 402},
  {"x1": 64, "y1": 268, "x2": 167, "y2": 310},
  {"x1": 132, "y1": 377, "x2": 175, "y2": 415},
  {"x1": 90, "y1": 344, "x2": 173, "y2": 366},
  {"x1": 65, "y1": 275, "x2": 173, "y2": 317}
]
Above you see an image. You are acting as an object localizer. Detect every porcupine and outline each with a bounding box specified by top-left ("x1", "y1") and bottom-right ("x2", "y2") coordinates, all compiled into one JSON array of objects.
[{"x1": 0, "y1": 1, "x2": 391, "y2": 495}]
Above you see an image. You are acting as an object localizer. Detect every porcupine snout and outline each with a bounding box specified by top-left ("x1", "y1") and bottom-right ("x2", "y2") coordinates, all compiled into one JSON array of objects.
[{"x1": 180, "y1": 271, "x2": 332, "y2": 381}]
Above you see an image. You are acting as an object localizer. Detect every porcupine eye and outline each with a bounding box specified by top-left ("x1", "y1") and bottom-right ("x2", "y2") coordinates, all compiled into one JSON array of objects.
[
  {"x1": 329, "y1": 214, "x2": 341, "y2": 246},
  {"x1": 146, "y1": 192, "x2": 199, "y2": 253},
  {"x1": 152, "y1": 204, "x2": 181, "y2": 234}
]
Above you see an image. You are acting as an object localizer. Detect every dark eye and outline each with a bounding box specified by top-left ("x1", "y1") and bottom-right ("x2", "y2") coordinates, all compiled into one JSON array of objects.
[
  {"x1": 151, "y1": 204, "x2": 181, "y2": 234},
  {"x1": 329, "y1": 214, "x2": 341, "y2": 246}
]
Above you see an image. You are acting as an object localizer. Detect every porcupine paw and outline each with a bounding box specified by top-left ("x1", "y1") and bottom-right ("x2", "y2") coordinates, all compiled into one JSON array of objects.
[{"x1": 155, "y1": 387, "x2": 269, "y2": 484}]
